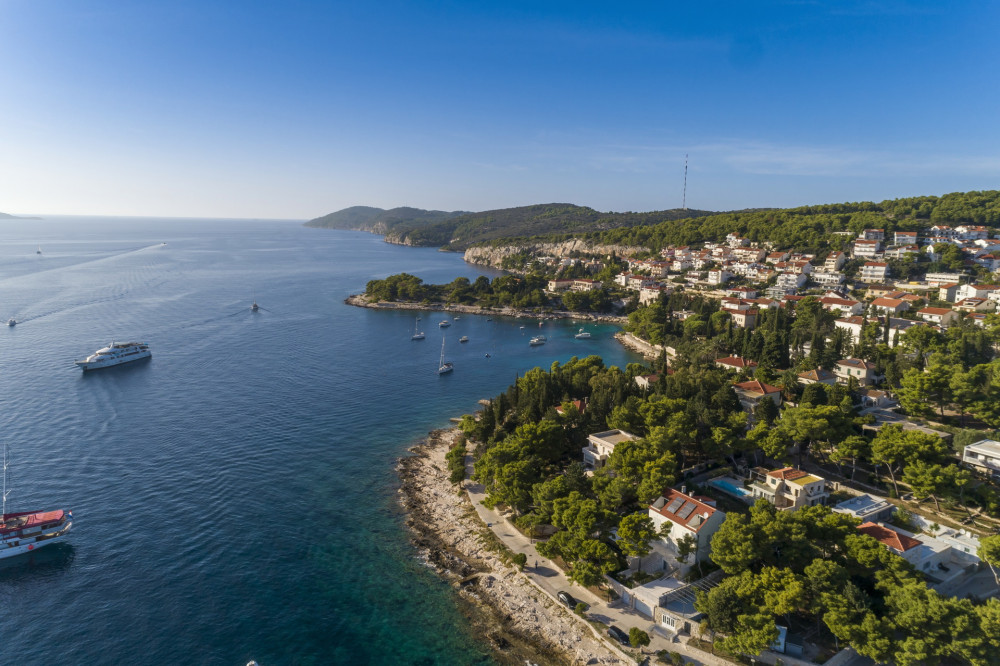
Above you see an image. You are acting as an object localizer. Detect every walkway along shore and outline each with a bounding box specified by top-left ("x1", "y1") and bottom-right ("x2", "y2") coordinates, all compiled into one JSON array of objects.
[
  {"x1": 346, "y1": 294, "x2": 628, "y2": 325},
  {"x1": 398, "y1": 429, "x2": 629, "y2": 666},
  {"x1": 398, "y1": 428, "x2": 752, "y2": 666}
]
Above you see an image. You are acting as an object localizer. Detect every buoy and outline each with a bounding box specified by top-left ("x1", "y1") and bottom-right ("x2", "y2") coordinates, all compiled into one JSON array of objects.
[{"x1": 27, "y1": 544, "x2": 34, "y2": 551}]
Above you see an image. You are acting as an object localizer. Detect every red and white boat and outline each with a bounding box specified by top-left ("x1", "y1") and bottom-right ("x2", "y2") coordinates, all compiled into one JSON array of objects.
[
  {"x1": 1, "y1": 445, "x2": 73, "y2": 559},
  {"x1": 1, "y1": 509, "x2": 73, "y2": 559}
]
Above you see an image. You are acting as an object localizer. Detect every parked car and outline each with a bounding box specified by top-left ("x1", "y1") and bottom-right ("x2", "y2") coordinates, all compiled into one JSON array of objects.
[
  {"x1": 608, "y1": 625, "x2": 629, "y2": 645},
  {"x1": 557, "y1": 591, "x2": 578, "y2": 608}
]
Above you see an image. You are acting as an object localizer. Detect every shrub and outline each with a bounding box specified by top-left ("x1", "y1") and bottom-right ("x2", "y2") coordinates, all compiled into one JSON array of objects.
[
  {"x1": 511, "y1": 552, "x2": 527, "y2": 569},
  {"x1": 629, "y1": 627, "x2": 651, "y2": 648}
]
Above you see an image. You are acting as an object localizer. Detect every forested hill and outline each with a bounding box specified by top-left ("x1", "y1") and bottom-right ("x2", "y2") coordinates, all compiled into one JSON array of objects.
[
  {"x1": 304, "y1": 206, "x2": 468, "y2": 234},
  {"x1": 382, "y1": 203, "x2": 715, "y2": 249},
  {"x1": 560, "y1": 190, "x2": 1000, "y2": 253}
]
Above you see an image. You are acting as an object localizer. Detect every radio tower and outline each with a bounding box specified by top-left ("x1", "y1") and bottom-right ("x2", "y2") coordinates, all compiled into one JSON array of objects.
[{"x1": 682, "y1": 154, "x2": 688, "y2": 210}]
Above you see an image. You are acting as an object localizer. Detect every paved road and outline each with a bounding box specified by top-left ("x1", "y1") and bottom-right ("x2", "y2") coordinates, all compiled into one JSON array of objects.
[{"x1": 464, "y1": 459, "x2": 736, "y2": 665}]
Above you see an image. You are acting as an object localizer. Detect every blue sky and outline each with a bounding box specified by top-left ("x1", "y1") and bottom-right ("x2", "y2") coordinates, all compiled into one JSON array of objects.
[{"x1": 1, "y1": 1, "x2": 998, "y2": 218}]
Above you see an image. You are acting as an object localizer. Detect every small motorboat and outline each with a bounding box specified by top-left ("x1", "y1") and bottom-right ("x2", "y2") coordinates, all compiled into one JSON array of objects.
[
  {"x1": 439, "y1": 320, "x2": 451, "y2": 328},
  {"x1": 529, "y1": 335, "x2": 546, "y2": 346},
  {"x1": 459, "y1": 336, "x2": 469, "y2": 343},
  {"x1": 6, "y1": 318, "x2": 15, "y2": 327},
  {"x1": 574, "y1": 328, "x2": 591, "y2": 339},
  {"x1": 484, "y1": 353, "x2": 491, "y2": 358}
]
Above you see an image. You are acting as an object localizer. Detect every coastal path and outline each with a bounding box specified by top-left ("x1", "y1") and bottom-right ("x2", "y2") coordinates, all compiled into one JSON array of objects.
[{"x1": 463, "y1": 465, "x2": 738, "y2": 666}]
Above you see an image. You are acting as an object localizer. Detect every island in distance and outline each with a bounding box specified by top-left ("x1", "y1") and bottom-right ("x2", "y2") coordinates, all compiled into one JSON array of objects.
[
  {"x1": 305, "y1": 202, "x2": 716, "y2": 250},
  {"x1": 0, "y1": 211, "x2": 43, "y2": 220}
]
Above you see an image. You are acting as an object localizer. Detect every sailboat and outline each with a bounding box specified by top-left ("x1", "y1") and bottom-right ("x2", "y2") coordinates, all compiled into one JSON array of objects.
[
  {"x1": 437, "y1": 337, "x2": 453, "y2": 374},
  {"x1": 411, "y1": 317, "x2": 425, "y2": 340},
  {"x1": 1, "y1": 443, "x2": 73, "y2": 559},
  {"x1": 36, "y1": 246, "x2": 42, "y2": 255}
]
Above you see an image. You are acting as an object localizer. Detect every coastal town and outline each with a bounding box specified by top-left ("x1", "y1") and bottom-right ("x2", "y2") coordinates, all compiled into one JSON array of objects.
[{"x1": 378, "y1": 213, "x2": 1000, "y2": 666}]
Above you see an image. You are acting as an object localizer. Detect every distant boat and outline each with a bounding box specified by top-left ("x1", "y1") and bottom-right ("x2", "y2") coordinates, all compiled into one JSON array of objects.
[
  {"x1": 484, "y1": 353, "x2": 491, "y2": 358},
  {"x1": 412, "y1": 317, "x2": 425, "y2": 340},
  {"x1": 437, "y1": 337, "x2": 453, "y2": 374},
  {"x1": 439, "y1": 320, "x2": 451, "y2": 328},
  {"x1": 36, "y1": 246, "x2": 41, "y2": 255},
  {"x1": 539, "y1": 321, "x2": 544, "y2": 328},
  {"x1": 6, "y1": 319, "x2": 15, "y2": 327},
  {"x1": 519, "y1": 325, "x2": 525, "y2": 330},
  {"x1": 459, "y1": 336, "x2": 469, "y2": 343},
  {"x1": 250, "y1": 290, "x2": 259, "y2": 312},
  {"x1": 574, "y1": 328, "x2": 592, "y2": 339},
  {"x1": 453, "y1": 316, "x2": 461, "y2": 320},
  {"x1": 529, "y1": 335, "x2": 546, "y2": 346}
]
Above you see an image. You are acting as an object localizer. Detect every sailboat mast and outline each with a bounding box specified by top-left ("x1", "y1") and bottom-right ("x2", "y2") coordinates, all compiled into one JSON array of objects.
[{"x1": 2, "y1": 443, "x2": 8, "y2": 518}]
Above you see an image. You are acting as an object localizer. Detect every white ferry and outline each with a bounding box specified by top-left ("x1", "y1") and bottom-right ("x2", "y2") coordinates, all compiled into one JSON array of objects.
[{"x1": 75, "y1": 341, "x2": 152, "y2": 371}]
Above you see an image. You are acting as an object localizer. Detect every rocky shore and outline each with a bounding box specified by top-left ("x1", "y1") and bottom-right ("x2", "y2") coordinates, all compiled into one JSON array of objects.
[
  {"x1": 346, "y1": 293, "x2": 628, "y2": 325},
  {"x1": 397, "y1": 429, "x2": 628, "y2": 666}
]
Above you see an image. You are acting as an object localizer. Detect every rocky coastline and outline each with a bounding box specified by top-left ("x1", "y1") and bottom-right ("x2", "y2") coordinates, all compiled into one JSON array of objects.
[
  {"x1": 397, "y1": 429, "x2": 628, "y2": 666},
  {"x1": 345, "y1": 294, "x2": 628, "y2": 325}
]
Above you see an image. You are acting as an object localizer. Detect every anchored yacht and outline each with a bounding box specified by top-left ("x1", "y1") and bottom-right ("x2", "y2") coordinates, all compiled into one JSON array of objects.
[
  {"x1": 75, "y1": 341, "x2": 151, "y2": 371},
  {"x1": 1, "y1": 444, "x2": 73, "y2": 560}
]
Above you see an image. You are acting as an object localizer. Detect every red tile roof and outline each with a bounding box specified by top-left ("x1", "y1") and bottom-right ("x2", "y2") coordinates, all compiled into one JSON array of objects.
[
  {"x1": 716, "y1": 356, "x2": 758, "y2": 368},
  {"x1": 649, "y1": 489, "x2": 718, "y2": 533},
  {"x1": 767, "y1": 467, "x2": 809, "y2": 481},
  {"x1": 733, "y1": 380, "x2": 781, "y2": 395},
  {"x1": 858, "y1": 522, "x2": 921, "y2": 552}
]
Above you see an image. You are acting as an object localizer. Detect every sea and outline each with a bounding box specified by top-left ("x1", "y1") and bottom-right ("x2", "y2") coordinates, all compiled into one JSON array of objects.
[{"x1": 0, "y1": 216, "x2": 640, "y2": 665}]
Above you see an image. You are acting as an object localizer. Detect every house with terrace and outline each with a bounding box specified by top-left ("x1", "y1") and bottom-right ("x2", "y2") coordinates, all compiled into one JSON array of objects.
[
  {"x1": 962, "y1": 439, "x2": 1000, "y2": 479},
  {"x1": 648, "y1": 489, "x2": 726, "y2": 565},
  {"x1": 582, "y1": 429, "x2": 637, "y2": 470},
  {"x1": 732, "y1": 380, "x2": 782, "y2": 413},
  {"x1": 751, "y1": 467, "x2": 831, "y2": 510},
  {"x1": 856, "y1": 522, "x2": 981, "y2": 595}
]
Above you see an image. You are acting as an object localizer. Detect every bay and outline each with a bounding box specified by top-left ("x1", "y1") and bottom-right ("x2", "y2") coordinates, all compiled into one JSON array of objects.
[{"x1": 0, "y1": 216, "x2": 640, "y2": 665}]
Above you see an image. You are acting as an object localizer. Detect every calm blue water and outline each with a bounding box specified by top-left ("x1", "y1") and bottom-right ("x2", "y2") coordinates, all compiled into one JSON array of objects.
[{"x1": 0, "y1": 217, "x2": 640, "y2": 665}]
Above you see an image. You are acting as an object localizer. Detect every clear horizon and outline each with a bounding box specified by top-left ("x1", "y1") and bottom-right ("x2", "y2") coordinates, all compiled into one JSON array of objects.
[{"x1": 2, "y1": 1, "x2": 998, "y2": 219}]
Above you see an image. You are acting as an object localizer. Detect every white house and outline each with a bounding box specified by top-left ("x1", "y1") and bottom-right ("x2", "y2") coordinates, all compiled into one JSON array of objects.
[
  {"x1": 835, "y1": 358, "x2": 878, "y2": 386},
  {"x1": 824, "y1": 251, "x2": 846, "y2": 271},
  {"x1": 582, "y1": 429, "x2": 637, "y2": 470},
  {"x1": 648, "y1": 489, "x2": 726, "y2": 563},
  {"x1": 857, "y1": 522, "x2": 980, "y2": 594},
  {"x1": 833, "y1": 494, "x2": 895, "y2": 523},
  {"x1": 853, "y1": 240, "x2": 882, "y2": 258},
  {"x1": 917, "y1": 307, "x2": 960, "y2": 326},
  {"x1": 750, "y1": 468, "x2": 830, "y2": 510},
  {"x1": 963, "y1": 439, "x2": 1000, "y2": 479},
  {"x1": 811, "y1": 271, "x2": 846, "y2": 287},
  {"x1": 859, "y1": 262, "x2": 889, "y2": 283},
  {"x1": 835, "y1": 316, "x2": 867, "y2": 344}
]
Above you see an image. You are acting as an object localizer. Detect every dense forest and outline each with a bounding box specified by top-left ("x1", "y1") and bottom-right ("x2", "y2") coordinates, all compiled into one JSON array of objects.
[
  {"x1": 363, "y1": 271, "x2": 622, "y2": 312},
  {"x1": 570, "y1": 190, "x2": 1000, "y2": 254},
  {"x1": 304, "y1": 205, "x2": 466, "y2": 233},
  {"x1": 456, "y1": 354, "x2": 1000, "y2": 664}
]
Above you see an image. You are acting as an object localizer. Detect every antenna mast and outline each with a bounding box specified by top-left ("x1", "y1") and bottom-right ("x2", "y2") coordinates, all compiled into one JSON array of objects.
[{"x1": 682, "y1": 154, "x2": 688, "y2": 210}]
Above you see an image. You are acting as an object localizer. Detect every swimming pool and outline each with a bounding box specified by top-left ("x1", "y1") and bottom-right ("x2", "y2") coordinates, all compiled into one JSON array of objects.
[{"x1": 708, "y1": 477, "x2": 753, "y2": 498}]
